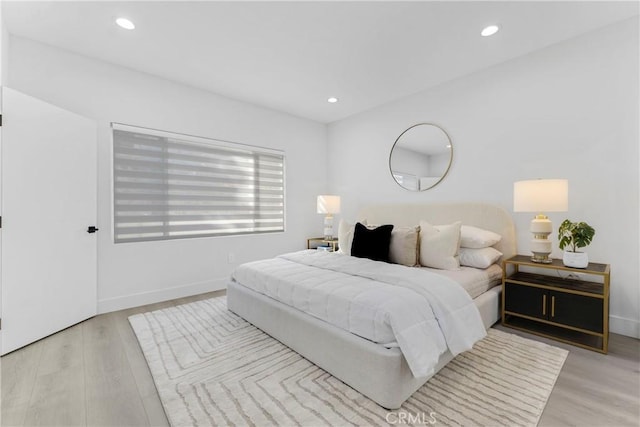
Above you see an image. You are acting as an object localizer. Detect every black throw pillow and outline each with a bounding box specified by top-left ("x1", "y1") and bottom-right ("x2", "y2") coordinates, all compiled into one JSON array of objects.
[{"x1": 350, "y1": 222, "x2": 394, "y2": 262}]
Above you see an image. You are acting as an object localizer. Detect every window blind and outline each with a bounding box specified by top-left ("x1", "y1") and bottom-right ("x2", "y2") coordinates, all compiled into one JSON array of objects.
[{"x1": 112, "y1": 124, "x2": 285, "y2": 243}]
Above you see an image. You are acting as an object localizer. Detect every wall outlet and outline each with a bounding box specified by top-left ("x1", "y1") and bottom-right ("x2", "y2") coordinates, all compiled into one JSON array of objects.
[{"x1": 227, "y1": 252, "x2": 236, "y2": 264}]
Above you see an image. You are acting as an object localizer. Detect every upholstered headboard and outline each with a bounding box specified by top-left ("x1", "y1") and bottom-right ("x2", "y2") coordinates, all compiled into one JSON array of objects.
[{"x1": 357, "y1": 203, "x2": 516, "y2": 260}]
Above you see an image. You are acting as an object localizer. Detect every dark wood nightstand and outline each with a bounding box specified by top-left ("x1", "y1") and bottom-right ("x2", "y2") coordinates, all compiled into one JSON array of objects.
[
  {"x1": 502, "y1": 255, "x2": 610, "y2": 353},
  {"x1": 306, "y1": 237, "x2": 339, "y2": 252}
]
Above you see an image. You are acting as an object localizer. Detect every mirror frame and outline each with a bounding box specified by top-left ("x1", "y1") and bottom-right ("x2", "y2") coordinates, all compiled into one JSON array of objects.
[{"x1": 388, "y1": 122, "x2": 453, "y2": 191}]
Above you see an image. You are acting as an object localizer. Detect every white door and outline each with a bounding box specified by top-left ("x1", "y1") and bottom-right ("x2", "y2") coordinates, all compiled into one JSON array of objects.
[{"x1": 1, "y1": 88, "x2": 97, "y2": 355}]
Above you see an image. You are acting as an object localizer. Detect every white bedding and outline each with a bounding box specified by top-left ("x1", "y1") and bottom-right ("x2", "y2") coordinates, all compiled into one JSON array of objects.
[
  {"x1": 420, "y1": 264, "x2": 503, "y2": 299},
  {"x1": 231, "y1": 250, "x2": 486, "y2": 378}
]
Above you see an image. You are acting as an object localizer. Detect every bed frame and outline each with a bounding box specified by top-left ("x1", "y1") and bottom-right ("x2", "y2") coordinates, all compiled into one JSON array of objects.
[{"x1": 227, "y1": 203, "x2": 516, "y2": 409}]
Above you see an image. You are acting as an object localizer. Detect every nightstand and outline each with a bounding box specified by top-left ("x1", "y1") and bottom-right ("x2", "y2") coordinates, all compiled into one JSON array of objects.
[
  {"x1": 502, "y1": 255, "x2": 610, "y2": 353},
  {"x1": 307, "y1": 237, "x2": 339, "y2": 252}
]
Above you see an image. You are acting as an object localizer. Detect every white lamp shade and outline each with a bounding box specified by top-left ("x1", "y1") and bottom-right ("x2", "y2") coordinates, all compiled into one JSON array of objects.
[
  {"x1": 513, "y1": 179, "x2": 568, "y2": 213},
  {"x1": 317, "y1": 195, "x2": 341, "y2": 214}
]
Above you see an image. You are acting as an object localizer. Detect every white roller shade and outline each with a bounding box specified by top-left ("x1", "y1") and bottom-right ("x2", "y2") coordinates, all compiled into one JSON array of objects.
[{"x1": 112, "y1": 124, "x2": 285, "y2": 243}]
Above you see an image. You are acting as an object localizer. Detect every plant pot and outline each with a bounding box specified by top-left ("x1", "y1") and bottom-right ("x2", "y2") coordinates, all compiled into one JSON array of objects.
[{"x1": 563, "y1": 251, "x2": 589, "y2": 268}]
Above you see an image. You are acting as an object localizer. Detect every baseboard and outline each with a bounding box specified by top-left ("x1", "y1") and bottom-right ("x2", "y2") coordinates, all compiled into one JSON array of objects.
[
  {"x1": 97, "y1": 278, "x2": 228, "y2": 314},
  {"x1": 609, "y1": 315, "x2": 640, "y2": 339}
]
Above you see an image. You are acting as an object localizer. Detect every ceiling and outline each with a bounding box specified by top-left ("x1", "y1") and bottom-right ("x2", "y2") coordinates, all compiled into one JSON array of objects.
[{"x1": 3, "y1": 1, "x2": 638, "y2": 123}]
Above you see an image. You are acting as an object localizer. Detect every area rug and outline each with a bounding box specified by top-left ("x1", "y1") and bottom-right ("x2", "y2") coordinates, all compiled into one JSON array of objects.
[{"x1": 129, "y1": 296, "x2": 568, "y2": 427}]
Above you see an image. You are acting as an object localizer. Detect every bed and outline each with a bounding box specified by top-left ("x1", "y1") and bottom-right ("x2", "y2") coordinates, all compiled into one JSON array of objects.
[{"x1": 227, "y1": 203, "x2": 516, "y2": 409}]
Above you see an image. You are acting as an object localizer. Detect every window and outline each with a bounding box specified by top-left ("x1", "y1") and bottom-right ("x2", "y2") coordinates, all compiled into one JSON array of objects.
[{"x1": 112, "y1": 123, "x2": 285, "y2": 243}]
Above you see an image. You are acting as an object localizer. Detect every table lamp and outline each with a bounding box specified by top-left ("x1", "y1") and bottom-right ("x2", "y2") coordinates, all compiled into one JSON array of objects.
[
  {"x1": 514, "y1": 179, "x2": 568, "y2": 263},
  {"x1": 317, "y1": 195, "x2": 341, "y2": 240}
]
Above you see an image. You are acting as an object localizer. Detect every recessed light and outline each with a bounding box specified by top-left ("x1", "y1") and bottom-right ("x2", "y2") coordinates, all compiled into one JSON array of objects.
[
  {"x1": 481, "y1": 25, "x2": 499, "y2": 37},
  {"x1": 327, "y1": 97, "x2": 338, "y2": 103},
  {"x1": 116, "y1": 17, "x2": 135, "y2": 30}
]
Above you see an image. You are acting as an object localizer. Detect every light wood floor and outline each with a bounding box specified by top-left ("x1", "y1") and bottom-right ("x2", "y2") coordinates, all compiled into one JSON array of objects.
[{"x1": 2, "y1": 291, "x2": 639, "y2": 426}]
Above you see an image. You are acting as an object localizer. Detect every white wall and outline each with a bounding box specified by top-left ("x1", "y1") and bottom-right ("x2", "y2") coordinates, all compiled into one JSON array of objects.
[
  {"x1": 7, "y1": 37, "x2": 328, "y2": 312},
  {"x1": 328, "y1": 18, "x2": 640, "y2": 337}
]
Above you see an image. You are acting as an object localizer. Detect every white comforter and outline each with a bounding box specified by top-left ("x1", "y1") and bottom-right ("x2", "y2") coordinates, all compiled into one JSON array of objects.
[{"x1": 231, "y1": 250, "x2": 486, "y2": 378}]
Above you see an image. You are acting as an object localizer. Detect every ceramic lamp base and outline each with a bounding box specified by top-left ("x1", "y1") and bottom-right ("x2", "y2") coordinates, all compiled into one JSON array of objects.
[
  {"x1": 531, "y1": 254, "x2": 553, "y2": 264},
  {"x1": 323, "y1": 214, "x2": 334, "y2": 240},
  {"x1": 530, "y1": 215, "x2": 553, "y2": 263}
]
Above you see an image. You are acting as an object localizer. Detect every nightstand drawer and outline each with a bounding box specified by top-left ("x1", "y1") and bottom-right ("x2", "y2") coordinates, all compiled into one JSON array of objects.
[
  {"x1": 551, "y1": 291, "x2": 603, "y2": 333},
  {"x1": 505, "y1": 283, "x2": 546, "y2": 319}
]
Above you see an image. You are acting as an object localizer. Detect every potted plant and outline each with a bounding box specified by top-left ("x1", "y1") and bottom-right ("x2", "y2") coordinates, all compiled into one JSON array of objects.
[{"x1": 558, "y1": 219, "x2": 595, "y2": 268}]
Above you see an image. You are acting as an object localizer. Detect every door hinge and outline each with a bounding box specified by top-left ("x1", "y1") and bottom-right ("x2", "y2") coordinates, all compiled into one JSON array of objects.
[
  {"x1": 0, "y1": 114, "x2": 3, "y2": 127},
  {"x1": 0, "y1": 318, "x2": 2, "y2": 330},
  {"x1": 0, "y1": 216, "x2": 2, "y2": 228}
]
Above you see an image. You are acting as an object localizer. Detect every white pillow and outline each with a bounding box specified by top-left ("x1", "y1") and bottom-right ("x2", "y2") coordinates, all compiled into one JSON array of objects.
[
  {"x1": 338, "y1": 219, "x2": 366, "y2": 255},
  {"x1": 460, "y1": 225, "x2": 502, "y2": 249},
  {"x1": 459, "y1": 247, "x2": 503, "y2": 269},
  {"x1": 419, "y1": 221, "x2": 462, "y2": 270}
]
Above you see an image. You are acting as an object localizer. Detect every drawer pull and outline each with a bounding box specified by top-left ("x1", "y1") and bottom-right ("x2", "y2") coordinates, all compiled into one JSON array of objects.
[
  {"x1": 542, "y1": 294, "x2": 546, "y2": 316},
  {"x1": 551, "y1": 296, "x2": 555, "y2": 318}
]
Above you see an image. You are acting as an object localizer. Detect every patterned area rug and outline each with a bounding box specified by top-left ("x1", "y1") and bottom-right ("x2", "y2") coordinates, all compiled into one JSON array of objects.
[{"x1": 130, "y1": 296, "x2": 568, "y2": 426}]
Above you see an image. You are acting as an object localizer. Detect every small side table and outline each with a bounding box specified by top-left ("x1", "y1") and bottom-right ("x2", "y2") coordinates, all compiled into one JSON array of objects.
[
  {"x1": 502, "y1": 254, "x2": 610, "y2": 353},
  {"x1": 307, "y1": 237, "x2": 339, "y2": 252}
]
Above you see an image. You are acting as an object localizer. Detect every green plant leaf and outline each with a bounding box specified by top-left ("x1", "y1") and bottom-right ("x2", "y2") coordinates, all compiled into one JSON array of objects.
[{"x1": 557, "y1": 219, "x2": 595, "y2": 252}]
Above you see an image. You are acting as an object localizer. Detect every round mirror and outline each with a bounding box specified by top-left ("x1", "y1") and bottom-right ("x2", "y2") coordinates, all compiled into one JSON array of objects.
[{"x1": 389, "y1": 123, "x2": 453, "y2": 191}]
